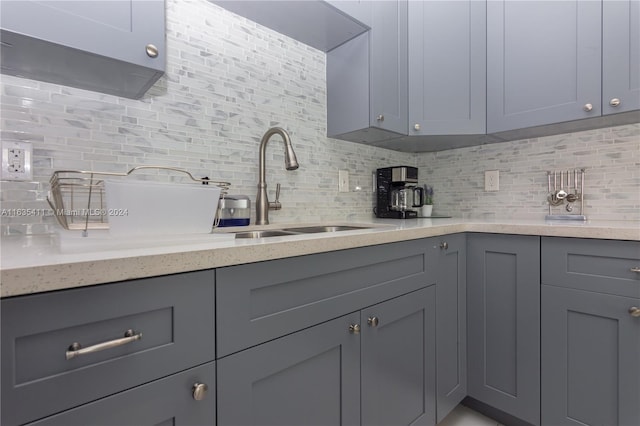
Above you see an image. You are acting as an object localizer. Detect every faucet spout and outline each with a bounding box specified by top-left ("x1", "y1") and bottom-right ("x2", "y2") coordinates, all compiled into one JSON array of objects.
[{"x1": 256, "y1": 127, "x2": 299, "y2": 225}]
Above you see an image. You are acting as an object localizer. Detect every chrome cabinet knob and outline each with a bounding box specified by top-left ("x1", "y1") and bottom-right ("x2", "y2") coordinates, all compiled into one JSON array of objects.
[
  {"x1": 583, "y1": 103, "x2": 593, "y2": 112},
  {"x1": 376, "y1": 114, "x2": 384, "y2": 122},
  {"x1": 367, "y1": 316, "x2": 379, "y2": 327},
  {"x1": 414, "y1": 124, "x2": 421, "y2": 131},
  {"x1": 349, "y1": 324, "x2": 361, "y2": 334},
  {"x1": 629, "y1": 307, "x2": 640, "y2": 318},
  {"x1": 192, "y1": 383, "x2": 208, "y2": 401},
  {"x1": 609, "y1": 98, "x2": 621, "y2": 107},
  {"x1": 631, "y1": 267, "x2": 640, "y2": 273},
  {"x1": 145, "y1": 44, "x2": 159, "y2": 58},
  {"x1": 440, "y1": 242, "x2": 448, "y2": 250}
]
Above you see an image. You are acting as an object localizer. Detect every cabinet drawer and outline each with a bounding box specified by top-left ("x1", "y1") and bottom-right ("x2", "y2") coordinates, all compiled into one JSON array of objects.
[
  {"x1": 217, "y1": 239, "x2": 432, "y2": 357},
  {"x1": 27, "y1": 362, "x2": 215, "y2": 426},
  {"x1": 1, "y1": 270, "x2": 215, "y2": 426},
  {"x1": 542, "y1": 237, "x2": 640, "y2": 298}
]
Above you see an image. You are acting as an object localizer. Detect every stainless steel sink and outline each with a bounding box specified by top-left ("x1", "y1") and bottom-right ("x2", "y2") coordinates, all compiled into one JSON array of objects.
[
  {"x1": 282, "y1": 225, "x2": 374, "y2": 233},
  {"x1": 233, "y1": 230, "x2": 299, "y2": 239},
  {"x1": 232, "y1": 224, "x2": 383, "y2": 239}
]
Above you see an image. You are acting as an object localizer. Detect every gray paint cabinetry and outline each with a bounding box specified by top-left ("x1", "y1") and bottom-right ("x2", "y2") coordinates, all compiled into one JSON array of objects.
[
  {"x1": 541, "y1": 237, "x2": 640, "y2": 426},
  {"x1": 487, "y1": 0, "x2": 602, "y2": 133},
  {"x1": 327, "y1": 0, "x2": 408, "y2": 143},
  {"x1": 603, "y1": 0, "x2": 640, "y2": 114},
  {"x1": 0, "y1": 0, "x2": 165, "y2": 99},
  {"x1": 218, "y1": 287, "x2": 436, "y2": 426},
  {"x1": 1, "y1": 271, "x2": 215, "y2": 426},
  {"x1": 467, "y1": 233, "x2": 540, "y2": 426},
  {"x1": 487, "y1": 0, "x2": 640, "y2": 134},
  {"x1": 408, "y1": 1, "x2": 486, "y2": 136},
  {"x1": 25, "y1": 362, "x2": 216, "y2": 426},
  {"x1": 541, "y1": 286, "x2": 640, "y2": 426},
  {"x1": 433, "y1": 234, "x2": 467, "y2": 423}
]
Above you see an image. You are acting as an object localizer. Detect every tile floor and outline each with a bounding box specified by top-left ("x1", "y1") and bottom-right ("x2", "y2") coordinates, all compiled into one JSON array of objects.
[{"x1": 438, "y1": 405, "x2": 504, "y2": 426}]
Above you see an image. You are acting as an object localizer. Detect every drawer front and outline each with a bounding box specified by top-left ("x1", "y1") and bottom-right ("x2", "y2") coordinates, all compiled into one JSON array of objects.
[
  {"x1": 27, "y1": 362, "x2": 215, "y2": 426},
  {"x1": 217, "y1": 239, "x2": 433, "y2": 357},
  {"x1": 1, "y1": 270, "x2": 215, "y2": 426},
  {"x1": 542, "y1": 237, "x2": 640, "y2": 298}
]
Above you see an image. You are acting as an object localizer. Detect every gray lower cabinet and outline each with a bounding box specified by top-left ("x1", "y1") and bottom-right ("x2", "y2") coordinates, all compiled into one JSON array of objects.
[
  {"x1": 541, "y1": 285, "x2": 640, "y2": 426},
  {"x1": 26, "y1": 362, "x2": 216, "y2": 426},
  {"x1": 1, "y1": 270, "x2": 216, "y2": 426},
  {"x1": 0, "y1": 0, "x2": 165, "y2": 99},
  {"x1": 217, "y1": 312, "x2": 361, "y2": 426},
  {"x1": 467, "y1": 233, "x2": 540, "y2": 426},
  {"x1": 361, "y1": 287, "x2": 436, "y2": 426},
  {"x1": 432, "y1": 234, "x2": 467, "y2": 423},
  {"x1": 218, "y1": 287, "x2": 436, "y2": 426},
  {"x1": 541, "y1": 236, "x2": 640, "y2": 426}
]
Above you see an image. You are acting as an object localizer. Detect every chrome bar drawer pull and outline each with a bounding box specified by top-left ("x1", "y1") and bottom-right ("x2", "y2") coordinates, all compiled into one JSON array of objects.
[
  {"x1": 631, "y1": 267, "x2": 640, "y2": 273},
  {"x1": 66, "y1": 329, "x2": 142, "y2": 360}
]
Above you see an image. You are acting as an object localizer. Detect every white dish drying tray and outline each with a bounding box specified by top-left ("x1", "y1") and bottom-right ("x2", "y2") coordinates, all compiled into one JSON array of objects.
[{"x1": 47, "y1": 166, "x2": 230, "y2": 236}]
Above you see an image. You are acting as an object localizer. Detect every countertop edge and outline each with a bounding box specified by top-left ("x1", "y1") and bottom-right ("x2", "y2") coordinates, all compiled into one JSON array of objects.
[{"x1": 2, "y1": 221, "x2": 639, "y2": 298}]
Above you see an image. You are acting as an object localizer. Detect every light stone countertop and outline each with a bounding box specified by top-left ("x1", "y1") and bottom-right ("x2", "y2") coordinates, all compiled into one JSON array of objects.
[{"x1": 1, "y1": 218, "x2": 639, "y2": 298}]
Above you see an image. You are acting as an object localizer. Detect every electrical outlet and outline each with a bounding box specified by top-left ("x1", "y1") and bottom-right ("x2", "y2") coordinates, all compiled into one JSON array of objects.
[
  {"x1": 338, "y1": 169, "x2": 349, "y2": 192},
  {"x1": 485, "y1": 170, "x2": 499, "y2": 191},
  {"x1": 2, "y1": 141, "x2": 33, "y2": 181}
]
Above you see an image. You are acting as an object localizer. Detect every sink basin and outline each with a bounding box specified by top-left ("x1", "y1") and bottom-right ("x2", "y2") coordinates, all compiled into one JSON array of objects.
[
  {"x1": 231, "y1": 224, "x2": 383, "y2": 239},
  {"x1": 233, "y1": 230, "x2": 299, "y2": 239},
  {"x1": 282, "y1": 225, "x2": 374, "y2": 233}
]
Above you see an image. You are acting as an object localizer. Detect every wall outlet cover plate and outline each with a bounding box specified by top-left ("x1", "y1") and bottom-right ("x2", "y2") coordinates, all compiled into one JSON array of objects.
[{"x1": 2, "y1": 141, "x2": 33, "y2": 181}]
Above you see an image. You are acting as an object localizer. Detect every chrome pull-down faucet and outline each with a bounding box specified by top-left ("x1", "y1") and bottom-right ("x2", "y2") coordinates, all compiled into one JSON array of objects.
[{"x1": 256, "y1": 127, "x2": 299, "y2": 225}]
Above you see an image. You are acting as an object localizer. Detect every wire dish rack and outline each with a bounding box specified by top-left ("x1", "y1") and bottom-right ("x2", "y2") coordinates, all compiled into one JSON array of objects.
[{"x1": 47, "y1": 166, "x2": 231, "y2": 234}]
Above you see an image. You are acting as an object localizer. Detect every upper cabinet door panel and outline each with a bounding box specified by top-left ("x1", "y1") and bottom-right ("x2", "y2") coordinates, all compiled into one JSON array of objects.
[
  {"x1": 370, "y1": 0, "x2": 408, "y2": 135},
  {"x1": 408, "y1": 0, "x2": 486, "y2": 135},
  {"x1": 603, "y1": 0, "x2": 640, "y2": 114},
  {"x1": 1, "y1": 0, "x2": 165, "y2": 69},
  {"x1": 487, "y1": 0, "x2": 602, "y2": 133}
]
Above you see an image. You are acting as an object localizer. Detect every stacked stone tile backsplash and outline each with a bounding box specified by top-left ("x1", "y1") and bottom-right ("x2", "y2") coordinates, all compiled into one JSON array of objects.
[
  {"x1": 418, "y1": 124, "x2": 640, "y2": 221},
  {"x1": 1, "y1": 1, "x2": 638, "y2": 235}
]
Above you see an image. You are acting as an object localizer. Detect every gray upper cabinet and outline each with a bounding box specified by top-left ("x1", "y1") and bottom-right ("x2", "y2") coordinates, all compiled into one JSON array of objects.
[
  {"x1": 0, "y1": 0, "x2": 166, "y2": 99},
  {"x1": 603, "y1": 0, "x2": 640, "y2": 114},
  {"x1": 487, "y1": 0, "x2": 602, "y2": 133},
  {"x1": 433, "y1": 234, "x2": 467, "y2": 423},
  {"x1": 467, "y1": 233, "x2": 541, "y2": 426},
  {"x1": 408, "y1": 1, "x2": 486, "y2": 136},
  {"x1": 327, "y1": 0, "x2": 408, "y2": 143},
  {"x1": 212, "y1": 1, "x2": 369, "y2": 52}
]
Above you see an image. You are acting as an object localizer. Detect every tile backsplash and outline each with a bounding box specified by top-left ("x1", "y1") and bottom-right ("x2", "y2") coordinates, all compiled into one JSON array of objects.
[{"x1": 1, "y1": 0, "x2": 638, "y2": 234}]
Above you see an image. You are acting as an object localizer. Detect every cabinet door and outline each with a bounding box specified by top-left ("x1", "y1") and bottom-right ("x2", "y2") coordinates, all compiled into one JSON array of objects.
[
  {"x1": 603, "y1": 0, "x2": 640, "y2": 114},
  {"x1": 408, "y1": 1, "x2": 486, "y2": 135},
  {"x1": 0, "y1": 0, "x2": 165, "y2": 98},
  {"x1": 217, "y1": 313, "x2": 360, "y2": 426},
  {"x1": 27, "y1": 362, "x2": 215, "y2": 426},
  {"x1": 433, "y1": 234, "x2": 467, "y2": 423},
  {"x1": 361, "y1": 287, "x2": 436, "y2": 426},
  {"x1": 487, "y1": 0, "x2": 602, "y2": 133},
  {"x1": 370, "y1": 0, "x2": 408, "y2": 135},
  {"x1": 542, "y1": 285, "x2": 640, "y2": 426},
  {"x1": 467, "y1": 233, "x2": 540, "y2": 426}
]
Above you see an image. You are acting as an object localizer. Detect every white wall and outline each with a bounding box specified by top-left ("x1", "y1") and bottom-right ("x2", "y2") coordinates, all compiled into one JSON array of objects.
[{"x1": 1, "y1": 1, "x2": 638, "y2": 234}]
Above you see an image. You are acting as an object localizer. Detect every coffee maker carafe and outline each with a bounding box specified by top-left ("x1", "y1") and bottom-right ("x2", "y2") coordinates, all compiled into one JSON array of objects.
[{"x1": 375, "y1": 166, "x2": 422, "y2": 219}]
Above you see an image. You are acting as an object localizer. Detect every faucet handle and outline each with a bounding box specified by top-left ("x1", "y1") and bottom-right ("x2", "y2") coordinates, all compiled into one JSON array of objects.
[{"x1": 269, "y1": 183, "x2": 282, "y2": 210}]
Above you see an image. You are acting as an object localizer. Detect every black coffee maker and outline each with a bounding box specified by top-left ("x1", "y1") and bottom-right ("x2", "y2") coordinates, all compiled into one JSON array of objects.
[{"x1": 375, "y1": 166, "x2": 423, "y2": 219}]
